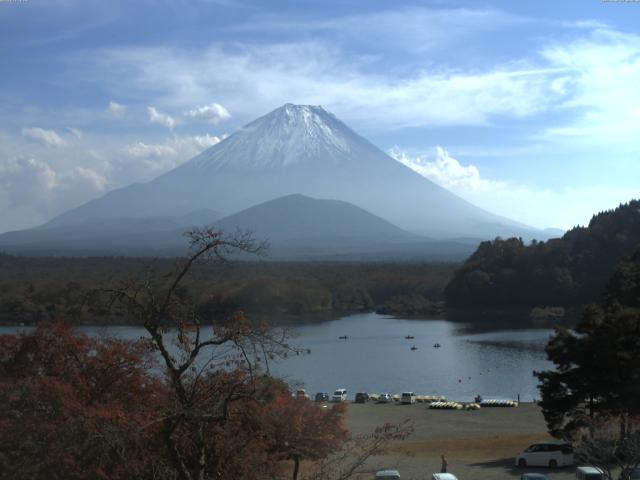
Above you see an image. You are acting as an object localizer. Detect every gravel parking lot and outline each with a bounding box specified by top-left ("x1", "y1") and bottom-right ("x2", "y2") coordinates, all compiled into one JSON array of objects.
[{"x1": 343, "y1": 402, "x2": 576, "y2": 480}]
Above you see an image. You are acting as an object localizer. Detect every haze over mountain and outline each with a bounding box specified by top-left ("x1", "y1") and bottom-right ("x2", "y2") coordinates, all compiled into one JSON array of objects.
[
  {"x1": 45, "y1": 104, "x2": 541, "y2": 239},
  {"x1": 0, "y1": 104, "x2": 559, "y2": 257}
]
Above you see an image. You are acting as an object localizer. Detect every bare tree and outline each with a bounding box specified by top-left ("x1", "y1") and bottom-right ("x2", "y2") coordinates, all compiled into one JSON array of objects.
[
  {"x1": 304, "y1": 420, "x2": 413, "y2": 480},
  {"x1": 101, "y1": 228, "x2": 296, "y2": 480},
  {"x1": 575, "y1": 417, "x2": 640, "y2": 480}
]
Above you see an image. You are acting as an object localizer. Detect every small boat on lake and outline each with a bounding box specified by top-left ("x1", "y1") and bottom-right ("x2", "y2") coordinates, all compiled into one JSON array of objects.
[
  {"x1": 433, "y1": 343, "x2": 441, "y2": 348},
  {"x1": 410, "y1": 345, "x2": 418, "y2": 351},
  {"x1": 338, "y1": 335, "x2": 349, "y2": 340},
  {"x1": 405, "y1": 335, "x2": 415, "y2": 339}
]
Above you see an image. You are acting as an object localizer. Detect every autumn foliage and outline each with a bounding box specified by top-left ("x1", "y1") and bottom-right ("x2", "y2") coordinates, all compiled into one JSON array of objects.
[
  {"x1": 0, "y1": 230, "x2": 353, "y2": 480},
  {"x1": 0, "y1": 321, "x2": 350, "y2": 479}
]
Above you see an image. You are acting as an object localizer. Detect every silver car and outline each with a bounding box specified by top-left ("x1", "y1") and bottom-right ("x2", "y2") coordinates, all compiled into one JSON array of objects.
[{"x1": 377, "y1": 393, "x2": 392, "y2": 403}]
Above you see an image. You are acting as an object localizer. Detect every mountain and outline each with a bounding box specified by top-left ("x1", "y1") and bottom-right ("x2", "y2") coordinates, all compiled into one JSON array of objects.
[
  {"x1": 215, "y1": 194, "x2": 413, "y2": 243},
  {"x1": 445, "y1": 199, "x2": 640, "y2": 308},
  {"x1": 44, "y1": 103, "x2": 541, "y2": 240},
  {"x1": 0, "y1": 210, "x2": 222, "y2": 256},
  {"x1": 211, "y1": 194, "x2": 475, "y2": 260},
  {"x1": 0, "y1": 194, "x2": 476, "y2": 260}
]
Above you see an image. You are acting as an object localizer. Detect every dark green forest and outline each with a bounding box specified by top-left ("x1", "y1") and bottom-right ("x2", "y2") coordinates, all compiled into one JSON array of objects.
[
  {"x1": 0, "y1": 255, "x2": 455, "y2": 325},
  {"x1": 445, "y1": 199, "x2": 640, "y2": 309}
]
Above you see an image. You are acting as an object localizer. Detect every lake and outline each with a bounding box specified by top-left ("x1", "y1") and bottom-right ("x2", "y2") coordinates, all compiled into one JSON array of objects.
[{"x1": 0, "y1": 312, "x2": 554, "y2": 402}]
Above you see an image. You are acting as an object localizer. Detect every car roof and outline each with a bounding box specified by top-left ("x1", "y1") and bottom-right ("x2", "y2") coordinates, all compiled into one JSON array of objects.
[
  {"x1": 576, "y1": 466, "x2": 604, "y2": 473},
  {"x1": 432, "y1": 473, "x2": 457, "y2": 480},
  {"x1": 375, "y1": 469, "x2": 400, "y2": 476}
]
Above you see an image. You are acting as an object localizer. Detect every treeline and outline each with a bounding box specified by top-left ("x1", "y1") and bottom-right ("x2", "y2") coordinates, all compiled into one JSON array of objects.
[
  {"x1": 0, "y1": 255, "x2": 456, "y2": 324},
  {"x1": 445, "y1": 199, "x2": 640, "y2": 308}
]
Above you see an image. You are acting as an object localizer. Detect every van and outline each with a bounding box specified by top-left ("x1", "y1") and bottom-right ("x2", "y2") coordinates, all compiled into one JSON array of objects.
[
  {"x1": 331, "y1": 388, "x2": 348, "y2": 402},
  {"x1": 401, "y1": 392, "x2": 416, "y2": 404},
  {"x1": 576, "y1": 466, "x2": 606, "y2": 480},
  {"x1": 515, "y1": 441, "x2": 574, "y2": 468}
]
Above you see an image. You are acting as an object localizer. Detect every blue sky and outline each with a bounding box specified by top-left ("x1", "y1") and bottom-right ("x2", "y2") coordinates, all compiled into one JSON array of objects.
[{"x1": 1, "y1": 0, "x2": 639, "y2": 232}]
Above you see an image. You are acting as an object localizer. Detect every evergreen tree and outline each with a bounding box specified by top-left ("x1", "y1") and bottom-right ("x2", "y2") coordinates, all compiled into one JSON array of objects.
[{"x1": 535, "y1": 250, "x2": 640, "y2": 439}]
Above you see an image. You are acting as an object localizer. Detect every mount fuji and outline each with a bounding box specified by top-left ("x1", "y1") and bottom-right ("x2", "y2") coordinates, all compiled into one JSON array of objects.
[{"x1": 1, "y1": 104, "x2": 550, "y2": 257}]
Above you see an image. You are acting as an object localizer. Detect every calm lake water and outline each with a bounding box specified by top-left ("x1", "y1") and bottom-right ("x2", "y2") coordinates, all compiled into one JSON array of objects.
[{"x1": 0, "y1": 313, "x2": 554, "y2": 402}]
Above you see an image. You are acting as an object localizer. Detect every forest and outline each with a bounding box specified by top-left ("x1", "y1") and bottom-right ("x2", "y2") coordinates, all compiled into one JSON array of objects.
[
  {"x1": 445, "y1": 200, "x2": 640, "y2": 309},
  {"x1": 0, "y1": 254, "x2": 455, "y2": 325}
]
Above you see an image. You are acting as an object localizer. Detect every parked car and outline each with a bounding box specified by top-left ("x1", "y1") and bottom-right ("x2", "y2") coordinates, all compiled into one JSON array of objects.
[
  {"x1": 619, "y1": 468, "x2": 640, "y2": 480},
  {"x1": 432, "y1": 474, "x2": 458, "y2": 480},
  {"x1": 331, "y1": 388, "x2": 348, "y2": 402},
  {"x1": 375, "y1": 469, "x2": 400, "y2": 479},
  {"x1": 576, "y1": 466, "x2": 606, "y2": 480},
  {"x1": 521, "y1": 474, "x2": 548, "y2": 480},
  {"x1": 378, "y1": 393, "x2": 392, "y2": 403},
  {"x1": 515, "y1": 441, "x2": 574, "y2": 468},
  {"x1": 295, "y1": 389, "x2": 309, "y2": 399},
  {"x1": 355, "y1": 392, "x2": 370, "y2": 403},
  {"x1": 314, "y1": 392, "x2": 329, "y2": 402},
  {"x1": 401, "y1": 392, "x2": 416, "y2": 404}
]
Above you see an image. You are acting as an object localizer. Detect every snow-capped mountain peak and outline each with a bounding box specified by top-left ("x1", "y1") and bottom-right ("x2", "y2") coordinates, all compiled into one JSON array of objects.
[{"x1": 190, "y1": 103, "x2": 355, "y2": 171}]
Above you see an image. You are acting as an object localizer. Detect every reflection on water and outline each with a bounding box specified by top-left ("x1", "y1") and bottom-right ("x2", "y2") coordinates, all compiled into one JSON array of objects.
[{"x1": 0, "y1": 312, "x2": 555, "y2": 402}]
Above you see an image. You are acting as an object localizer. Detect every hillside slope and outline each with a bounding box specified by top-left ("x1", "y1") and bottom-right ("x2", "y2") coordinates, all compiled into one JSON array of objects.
[{"x1": 444, "y1": 199, "x2": 640, "y2": 308}]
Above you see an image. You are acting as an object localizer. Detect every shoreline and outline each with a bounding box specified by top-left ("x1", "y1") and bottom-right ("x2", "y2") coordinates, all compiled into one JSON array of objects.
[{"x1": 0, "y1": 306, "x2": 579, "y2": 328}]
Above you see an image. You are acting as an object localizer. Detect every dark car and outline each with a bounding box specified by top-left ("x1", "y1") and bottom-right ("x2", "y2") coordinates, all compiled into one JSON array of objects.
[
  {"x1": 314, "y1": 392, "x2": 329, "y2": 402},
  {"x1": 355, "y1": 392, "x2": 370, "y2": 403}
]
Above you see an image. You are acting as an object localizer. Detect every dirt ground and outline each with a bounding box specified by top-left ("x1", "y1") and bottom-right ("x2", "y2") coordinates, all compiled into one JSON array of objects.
[{"x1": 343, "y1": 402, "x2": 577, "y2": 480}]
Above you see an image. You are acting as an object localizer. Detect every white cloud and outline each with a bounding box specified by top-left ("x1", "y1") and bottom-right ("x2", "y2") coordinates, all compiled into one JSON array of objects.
[
  {"x1": 389, "y1": 146, "x2": 491, "y2": 191},
  {"x1": 67, "y1": 127, "x2": 83, "y2": 140},
  {"x1": 179, "y1": 133, "x2": 226, "y2": 150},
  {"x1": 147, "y1": 106, "x2": 176, "y2": 129},
  {"x1": 21, "y1": 127, "x2": 66, "y2": 147},
  {"x1": 389, "y1": 146, "x2": 640, "y2": 230},
  {"x1": 72, "y1": 166, "x2": 108, "y2": 191},
  {"x1": 0, "y1": 154, "x2": 109, "y2": 231},
  {"x1": 536, "y1": 29, "x2": 640, "y2": 145},
  {"x1": 125, "y1": 134, "x2": 224, "y2": 159},
  {"x1": 0, "y1": 156, "x2": 58, "y2": 205},
  {"x1": 106, "y1": 101, "x2": 127, "y2": 118},
  {"x1": 187, "y1": 102, "x2": 230, "y2": 124},
  {"x1": 125, "y1": 142, "x2": 177, "y2": 158}
]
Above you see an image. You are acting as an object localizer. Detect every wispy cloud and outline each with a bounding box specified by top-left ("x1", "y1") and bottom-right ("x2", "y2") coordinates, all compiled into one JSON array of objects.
[
  {"x1": 67, "y1": 127, "x2": 83, "y2": 140},
  {"x1": 537, "y1": 28, "x2": 640, "y2": 145},
  {"x1": 147, "y1": 106, "x2": 176, "y2": 129},
  {"x1": 106, "y1": 101, "x2": 127, "y2": 118},
  {"x1": 21, "y1": 127, "x2": 67, "y2": 147}
]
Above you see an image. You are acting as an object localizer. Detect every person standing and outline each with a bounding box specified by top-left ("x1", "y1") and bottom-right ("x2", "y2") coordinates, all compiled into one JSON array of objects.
[{"x1": 441, "y1": 454, "x2": 448, "y2": 473}]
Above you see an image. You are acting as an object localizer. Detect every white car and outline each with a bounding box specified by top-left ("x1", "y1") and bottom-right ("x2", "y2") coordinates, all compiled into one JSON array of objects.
[
  {"x1": 515, "y1": 441, "x2": 574, "y2": 468},
  {"x1": 432, "y1": 474, "x2": 458, "y2": 480},
  {"x1": 521, "y1": 474, "x2": 548, "y2": 480},
  {"x1": 401, "y1": 392, "x2": 416, "y2": 404},
  {"x1": 375, "y1": 469, "x2": 400, "y2": 479},
  {"x1": 378, "y1": 393, "x2": 392, "y2": 403},
  {"x1": 331, "y1": 388, "x2": 348, "y2": 402},
  {"x1": 576, "y1": 466, "x2": 606, "y2": 480},
  {"x1": 295, "y1": 389, "x2": 309, "y2": 400}
]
